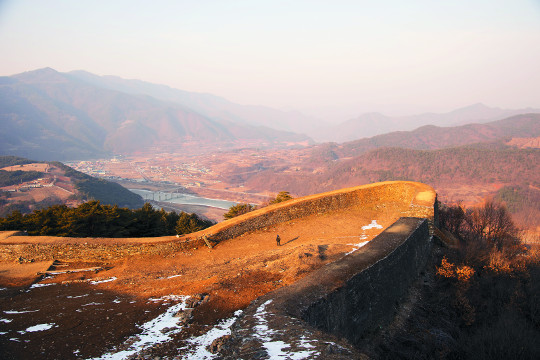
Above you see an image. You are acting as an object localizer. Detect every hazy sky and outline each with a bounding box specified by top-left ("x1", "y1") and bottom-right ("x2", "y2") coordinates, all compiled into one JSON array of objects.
[{"x1": 1, "y1": 0, "x2": 539, "y2": 116}]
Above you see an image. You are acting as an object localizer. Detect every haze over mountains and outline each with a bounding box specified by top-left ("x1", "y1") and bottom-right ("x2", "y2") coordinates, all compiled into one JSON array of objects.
[
  {"x1": 310, "y1": 103, "x2": 540, "y2": 142},
  {"x1": 68, "y1": 70, "x2": 320, "y2": 135},
  {"x1": 329, "y1": 113, "x2": 540, "y2": 158},
  {"x1": 0, "y1": 68, "x2": 311, "y2": 161},
  {"x1": 59, "y1": 69, "x2": 540, "y2": 142},
  {"x1": 1, "y1": 68, "x2": 539, "y2": 161}
]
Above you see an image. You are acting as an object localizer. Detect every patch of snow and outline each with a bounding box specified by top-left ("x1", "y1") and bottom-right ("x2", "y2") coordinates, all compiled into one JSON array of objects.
[
  {"x1": 4, "y1": 310, "x2": 39, "y2": 314},
  {"x1": 265, "y1": 340, "x2": 288, "y2": 357},
  {"x1": 29, "y1": 282, "x2": 56, "y2": 289},
  {"x1": 299, "y1": 336, "x2": 316, "y2": 349},
  {"x1": 0, "y1": 331, "x2": 7, "y2": 335},
  {"x1": 148, "y1": 295, "x2": 185, "y2": 303},
  {"x1": 0, "y1": 287, "x2": 7, "y2": 291},
  {"x1": 90, "y1": 277, "x2": 117, "y2": 285},
  {"x1": 82, "y1": 302, "x2": 103, "y2": 307},
  {"x1": 112, "y1": 298, "x2": 122, "y2": 304},
  {"x1": 346, "y1": 240, "x2": 369, "y2": 255},
  {"x1": 252, "y1": 300, "x2": 318, "y2": 360},
  {"x1": 9, "y1": 338, "x2": 19, "y2": 342},
  {"x1": 66, "y1": 294, "x2": 89, "y2": 299},
  {"x1": 181, "y1": 310, "x2": 243, "y2": 359},
  {"x1": 89, "y1": 295, "x2": 190, "y2": 360},
  {"x1": 166, "y1": 274, "x2": 182, "y2": 279},
  {"x1": 1, "y1": 318, "x2": 13, "y2": 323},
  {"x1": 21, "y1": 323, "x2": 55, "y2": 333},
  {"x1": 361, "y1": 220, "x2": 383, "y2": 230}
]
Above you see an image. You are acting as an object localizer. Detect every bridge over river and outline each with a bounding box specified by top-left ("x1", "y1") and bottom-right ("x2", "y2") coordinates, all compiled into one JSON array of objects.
[{"x1": 128, "y1": 188, "x2": 238, "y2": 209}]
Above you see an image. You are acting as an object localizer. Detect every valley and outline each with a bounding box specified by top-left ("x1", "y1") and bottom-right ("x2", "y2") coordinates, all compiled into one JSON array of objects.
[
  {"x1": 67, "y1": 126, "x2": 540, "y2": 232},
  {"x1": 2, "y1": 68, "x2": 538, "y2": 232}
]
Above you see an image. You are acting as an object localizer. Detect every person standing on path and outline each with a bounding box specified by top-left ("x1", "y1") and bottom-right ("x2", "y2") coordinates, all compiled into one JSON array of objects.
[{"x1": 276, "y1": 234, "x2": 281, "y2": 246}]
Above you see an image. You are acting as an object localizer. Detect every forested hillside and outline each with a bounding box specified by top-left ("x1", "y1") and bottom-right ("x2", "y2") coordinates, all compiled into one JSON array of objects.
[
  {"x1": 240, "y1": 142, "x2": 540, "y2": 228},
  {"x1": 0, "y1": 170, "x2": 43, "y2": 187},
  {"x1": 244, "y1": 143, "x2": 539, "y2": 194},
  {"x1": 0, "y1": 201, "x2": 212, "y2": 237},
  {"x1": 51, "y1": 162, "x2": 143, "y2": 208},
  {"x1": 0, "y1": 156, "x2": 143, "y2": 215},
  {"x1": 329, "y1": 144, "x2": 539, "y2": 187}
]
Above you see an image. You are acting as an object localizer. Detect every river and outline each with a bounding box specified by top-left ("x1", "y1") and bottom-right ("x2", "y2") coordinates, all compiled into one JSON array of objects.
[{"x1": 128, "y1": 189, "x2": 237, "y2": 210}]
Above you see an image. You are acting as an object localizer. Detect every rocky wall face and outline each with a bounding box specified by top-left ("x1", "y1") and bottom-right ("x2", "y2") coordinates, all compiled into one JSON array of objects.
[
  {"x1": 210, "y1": 193, "x2": 358, "y2": 242},
  {"x1": 302, "y1": 218, "x2": 431, "y2": 345},
  {"x1": 219, "y1": 217, "x2": 433, "y2": 359},
  {"x1": 0, "y1": 240, "x2": 202, "y2": 262}
]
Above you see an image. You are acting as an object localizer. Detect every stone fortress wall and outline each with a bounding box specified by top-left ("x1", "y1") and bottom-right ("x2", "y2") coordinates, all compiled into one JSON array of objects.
[
  {"x1": 207, "y1": 181, "x2": 438, "y2": 359},
  {"x1": 197, "y1": 180, "x2": 437, "y2": 242},
  {"x1": 0, "y1": 181, "x2": 438, "y2": 358},
  {"x1": 219, "y1": 217, "x2": 435, "y2": 359},
  {"x1": 0, "y1": 181, "x2": 436, "y2": 263}
]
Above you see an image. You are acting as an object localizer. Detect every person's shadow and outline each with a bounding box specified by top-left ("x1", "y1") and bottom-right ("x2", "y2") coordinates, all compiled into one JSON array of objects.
[{"x1": 283, "y1": 236, "x2": 299, "y2": 245}]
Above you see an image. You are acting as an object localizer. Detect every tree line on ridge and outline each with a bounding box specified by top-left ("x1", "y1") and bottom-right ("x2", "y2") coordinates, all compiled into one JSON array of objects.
[{"x1": 0, "y1": 201, "x2": 213, "y2": 238}]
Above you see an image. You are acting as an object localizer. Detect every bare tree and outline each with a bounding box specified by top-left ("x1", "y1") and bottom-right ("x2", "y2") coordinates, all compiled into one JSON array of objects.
[{"x1": 464, "y1": 199, "x2": 517, "y2": 248}]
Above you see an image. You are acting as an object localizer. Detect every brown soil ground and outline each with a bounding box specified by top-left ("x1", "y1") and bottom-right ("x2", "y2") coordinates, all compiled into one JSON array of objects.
[
  {"x1": 1, "y1": 164, "x2": 50, "y2": 172},
  {"x1": 0, "y1": 205, "x2": 398, "y2": 359},
  {"x1": 11, "y1": 186, "x2": 73, "y2": 203}
]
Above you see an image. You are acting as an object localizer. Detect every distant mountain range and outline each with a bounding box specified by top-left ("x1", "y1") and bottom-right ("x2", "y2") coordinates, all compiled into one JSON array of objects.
[
  {"x1": 66, "y1": 70, "x2": 540, "y2": 143},
  {"x1": 331, "y1": 113, "x2": 540, "y2": 158},
  {"x1": 68, "y1": 70, "x2": 321, "y2": 135},
  {"x1": 2, "y1": 68, "x2": 540, "y2": 161},
  {"x1": 301, "y1": 113, "x2": 540, "y2": 163},
  {"x1": 226, "y1": 113, "x2": 540, "y2": 200},
  {"x1": 309, "y1": 103, "x2": 540, "y2": 142},
  {"x1": 0, "y1": 68, "x2": 312, "y2": 160}
]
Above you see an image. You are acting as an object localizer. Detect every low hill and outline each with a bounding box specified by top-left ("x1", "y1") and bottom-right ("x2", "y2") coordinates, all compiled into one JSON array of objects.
[
  {"x1": 320, "y1": 144, "x2": 539, "y2": 190},
  {"x1": 243, "y1": 143, "x2": 538, "y2": 193},
  {"x1": 239, "y1": 142, "x2": 540, "y2": 228},
  {"x1": 0, "y1": 156, "x2": 143, "y2": 215}
]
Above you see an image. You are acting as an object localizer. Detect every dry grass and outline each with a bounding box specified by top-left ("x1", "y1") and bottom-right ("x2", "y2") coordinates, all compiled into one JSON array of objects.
[{"x1": 1, "y1": 163, "x2": 49, "y2": 172}]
